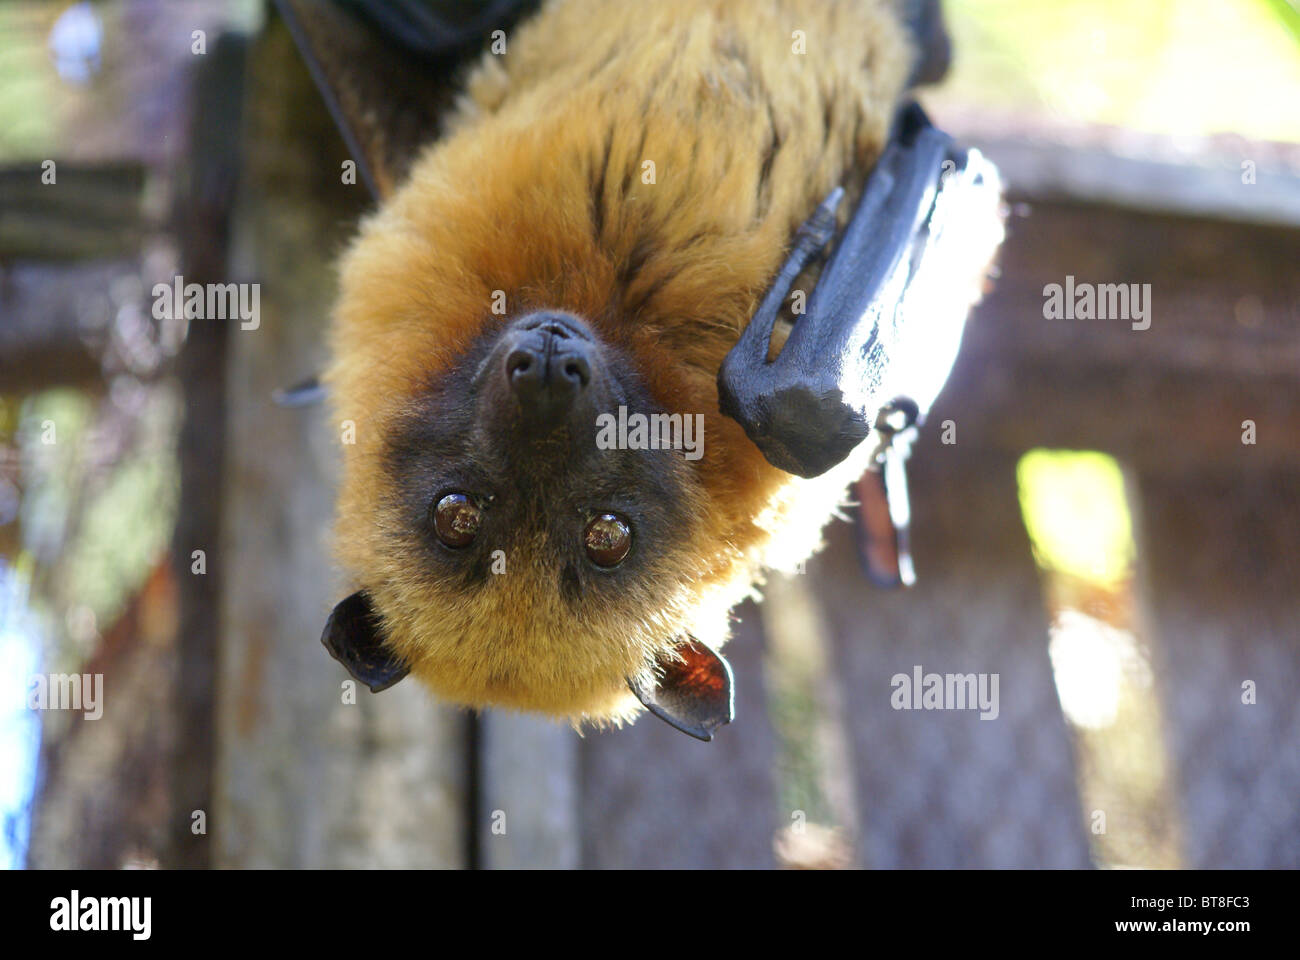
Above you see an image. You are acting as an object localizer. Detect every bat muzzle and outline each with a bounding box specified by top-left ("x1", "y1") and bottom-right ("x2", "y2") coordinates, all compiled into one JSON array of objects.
[{"x1": 501, "y1": 311, "x2": 597, "y2": 427}]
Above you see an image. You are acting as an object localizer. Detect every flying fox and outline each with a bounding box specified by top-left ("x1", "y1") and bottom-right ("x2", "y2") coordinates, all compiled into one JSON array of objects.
[{"x1": 277, "y1": 0, "x2": 1003, "y2": 739}]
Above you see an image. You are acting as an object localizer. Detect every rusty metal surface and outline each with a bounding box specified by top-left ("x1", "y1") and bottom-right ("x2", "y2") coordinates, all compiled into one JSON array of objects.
[
  {"x1": 1137, "y1": 471, "x2": 1300, "y2": 869},
  {"x1": 812, "y1": 449, "x2": 1092, "y2": 868}
]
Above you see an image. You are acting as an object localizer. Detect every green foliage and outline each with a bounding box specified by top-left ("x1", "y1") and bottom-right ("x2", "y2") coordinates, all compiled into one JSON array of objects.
[
  {"x1": 942, "y1": 0, "x2": 1300, "y2": 142},
  {"x1": 1017, "y1": 449, "x2": 1135, "y2": 587}
]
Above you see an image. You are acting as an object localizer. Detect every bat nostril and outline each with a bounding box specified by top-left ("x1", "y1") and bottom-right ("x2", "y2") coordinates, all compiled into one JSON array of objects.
[
  {"x1": 507, "y1": 349, "x2": 535, "y2": 378},
  {"x1": 562, "y1": 355, "x2": 591, "y2": 388},
  {"x1": 502, "y1": 328, "x2": 595, "y2": 415}
]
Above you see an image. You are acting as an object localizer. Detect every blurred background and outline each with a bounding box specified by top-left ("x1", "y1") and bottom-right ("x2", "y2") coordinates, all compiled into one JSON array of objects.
[{"x1": 0, "y1": 0, "x2": 1297, "y2": 869}]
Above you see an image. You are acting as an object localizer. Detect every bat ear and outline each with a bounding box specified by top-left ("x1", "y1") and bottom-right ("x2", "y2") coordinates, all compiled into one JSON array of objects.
[
  {"x1": 321, "y1": 591, "x2": 410, "y2": 692},
  {"x1": 628, "y1": 639, "x2": 735, "y2": 741}
]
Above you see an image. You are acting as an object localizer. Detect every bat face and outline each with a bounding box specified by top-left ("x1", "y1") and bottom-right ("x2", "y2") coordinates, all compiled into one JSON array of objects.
[
  {"x1": 310, "y1": 0, "x2": 941, "y2": 732},
  {"x1": 322, "y1": 100, "x2": 881, "y2": 726},
  {"x1": 361, "y1": 308, "x2": 714, "y2": 721}
]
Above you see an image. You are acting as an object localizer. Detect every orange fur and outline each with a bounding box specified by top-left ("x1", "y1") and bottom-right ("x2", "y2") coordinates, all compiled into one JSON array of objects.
[{"x1": 326, "y1": 0, "x2": 913, "y2": 726}]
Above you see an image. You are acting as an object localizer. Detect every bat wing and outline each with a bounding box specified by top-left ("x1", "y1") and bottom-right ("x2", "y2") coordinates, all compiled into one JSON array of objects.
[
  {"x1": 273, "y1": 0, "x2": 539, "y2": 199},
  {"x1": 717, "y1": 102, "x2": 1004, "y2": 480},
  {"x1": 902, "y1": 0, "x2": 953, "y2": 85},
  {"x1": 270, "y1": 0, "x2": 540, "y2": 402}
]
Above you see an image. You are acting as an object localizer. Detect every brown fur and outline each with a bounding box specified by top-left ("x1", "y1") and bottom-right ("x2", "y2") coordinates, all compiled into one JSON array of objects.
[{"x1": 326, "y1": 0, "x2": 913, "y2": 726}]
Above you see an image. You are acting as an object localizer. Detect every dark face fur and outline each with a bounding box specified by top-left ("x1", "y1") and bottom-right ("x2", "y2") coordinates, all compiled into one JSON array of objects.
[
  {"x1": 334, "y1": 309, "x2": 725, "y2": 723},
  {"x1": 385, "y1": 311, "x2": 696, "y2": 610}
]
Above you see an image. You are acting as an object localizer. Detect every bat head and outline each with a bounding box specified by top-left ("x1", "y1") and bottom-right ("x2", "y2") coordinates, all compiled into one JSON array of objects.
[
  {"x1": 319, "y1": 111, "x2": 803, "y2": 732},
  {"x1": 326, "y1": 304, "x2": 737, "y2": 730}
]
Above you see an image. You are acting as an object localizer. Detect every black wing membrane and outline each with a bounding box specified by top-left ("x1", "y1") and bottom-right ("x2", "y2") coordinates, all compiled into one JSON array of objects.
[
  {"x1": 342, "y1": 0, "x2": 541, "y2": 59},
  {"x1": 270, "y1": 0, "x2": 541, "y2": 405},
  {"x1": 273, "y1": 0, "x2": 539, "y2": 199},
  {"x1": 901, "y1": 0, "x2": 953, "y2": 85},
  {"x1": 717, "y1": 103, "x2": 1004, "y2": 479}
]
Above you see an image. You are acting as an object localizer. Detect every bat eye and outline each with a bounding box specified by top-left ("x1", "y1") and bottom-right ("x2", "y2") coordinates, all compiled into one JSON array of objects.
[
  {"x1": 433, "y1": 492, "x2": 482, "y2": 548},
  {"x1": 584, "y1": 513, "x2": 632, "y2": 568}
]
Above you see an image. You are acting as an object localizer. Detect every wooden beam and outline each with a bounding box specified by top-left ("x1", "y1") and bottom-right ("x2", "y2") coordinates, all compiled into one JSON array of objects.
[
  {"x1": 972, "y1": 136, "x2": 1300, "y2": 229},
  {"x1": 166, "y1": 31, "x2": 245, "y2": 871},
  {"x1": 0, "y1": 164, "x2": 148, "y2": 260},
  {"x1": 477, "y1": 714, "x2": 579, "y2": 869}
]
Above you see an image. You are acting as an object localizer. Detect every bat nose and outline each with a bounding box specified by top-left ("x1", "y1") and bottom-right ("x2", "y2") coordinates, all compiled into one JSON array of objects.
[
  {"x1": 504, "y1": 314, "x2": 594, "y2": 417},
  {"x1": 506, "y1": 341, "x2": 591, "y2": 394}
]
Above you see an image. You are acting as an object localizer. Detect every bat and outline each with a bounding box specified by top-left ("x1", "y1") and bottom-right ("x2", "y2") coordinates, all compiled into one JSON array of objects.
[{"x1": 277, "y1": 0, "x2": 1004, "y2": 740}]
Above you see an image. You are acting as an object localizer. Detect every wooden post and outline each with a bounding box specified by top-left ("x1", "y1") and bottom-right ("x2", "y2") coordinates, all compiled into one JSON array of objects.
[
  {"x1": 213, "y1": 17, "x2": 468, "y2": 868},
  {"x1": 477, "y1": 714, "x2": 580, "y2": 868}
]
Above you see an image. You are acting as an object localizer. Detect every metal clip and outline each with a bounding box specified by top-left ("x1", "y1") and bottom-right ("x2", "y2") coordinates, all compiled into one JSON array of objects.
[{"x1": 854, "y1": 398, "x2": 919, "y2": 588}]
